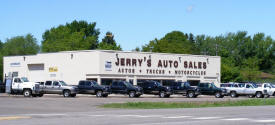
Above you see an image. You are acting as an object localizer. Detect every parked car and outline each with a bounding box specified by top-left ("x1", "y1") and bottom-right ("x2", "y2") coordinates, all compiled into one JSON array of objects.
[
  {"x1": 227, "y1": 83, "x2": 268, "y2": 98},
  {"x1": 5, "y1": 77, "x2": 40, "y2": 97},
  {"x1": 0, "y1": 80, "x2": 5, "y2": 93},
  {"x1": 77, "y1": 80, "x2": 109, "y2": 97},
  {"x1": 258, "y1": 83, "x2": 275, "y2": 97},
  {"x1": 169, "y1": 81, "x2": 200, "y2": 98},
  {"x1": 39, "y1": 80, "x2": 77, "y2": 97},
  {"x1": 197, "y1": 82, "x2": 226, "y2": 98},
  {"x1": 110, "y1": 80, "x2": 143, "y2": 98},
  {"x1": 138, "y1": 81, "x2": 172, "y2": 98}
]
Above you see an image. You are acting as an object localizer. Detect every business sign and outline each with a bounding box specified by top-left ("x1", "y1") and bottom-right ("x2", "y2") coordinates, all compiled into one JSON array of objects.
[
  {"x1": 10, "y1": 62, "x2": 20, "y2": 67},
  {"x1": 49, "y1": 67, "x2": 58, "y2": 72},
  {"x1": 105, "y1": 61, "x2": 112, "y2": 71},
  {"x1": 100, "y1": 52, "x2": 220, "y2": 77}
]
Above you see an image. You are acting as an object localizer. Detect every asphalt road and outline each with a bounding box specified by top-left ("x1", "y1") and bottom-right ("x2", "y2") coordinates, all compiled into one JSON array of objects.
[{"x1": 0, "y1": 94, "x2": 275, "y2": 125}]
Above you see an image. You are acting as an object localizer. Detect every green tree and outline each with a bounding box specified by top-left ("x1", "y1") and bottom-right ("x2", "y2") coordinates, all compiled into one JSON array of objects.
[
  {"x1": 142, "y1": 31, "x2": 195, "y2": 54},
  {"x1": 0, "y1": 34, "x2": 39, "y2": 81},
  {"x1": 41, "y1": 20, "x2": 100, "y2": 52},
  {"x1": 2, "y1": 34, "x2": 39, "y2": 56},
  {"x1": 98, "y1": 32, "x2": 121, "y2": 50}
]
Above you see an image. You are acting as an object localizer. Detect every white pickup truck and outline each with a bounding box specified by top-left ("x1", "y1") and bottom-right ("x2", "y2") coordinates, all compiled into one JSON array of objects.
[
  {"x1": 259, "y1": 83, "x2": 275, "y2": 97},
  {"x1": 5, "y1": 77, "x2": 41, "y2": 97},
  {"x1": 226, "y1": 83, "x2": 268, "y2": 98}
]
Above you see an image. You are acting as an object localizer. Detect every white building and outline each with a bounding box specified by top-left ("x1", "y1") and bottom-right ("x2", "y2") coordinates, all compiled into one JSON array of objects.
[{"x1": 3, "y1": 50, "x2": 221, "y2": 86}]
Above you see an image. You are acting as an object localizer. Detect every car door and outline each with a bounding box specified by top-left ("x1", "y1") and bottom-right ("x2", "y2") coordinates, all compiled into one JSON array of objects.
[
  {"x1": 199, "y1": 83, "x2": 208, "y2": 95},
  {"x1": 111, "y1": 81, "x2": 119, "y2": 93},
  {"x1": 12, "y1": 78, "x2": 21, "y2": 91},
  {"x1": 118, "y1": 82, "x2": 127, "y2": 94},
  {"x1": 53, "y1": 81, "x2": 62, "y2": 94},
  {"x1": 86, "y1": 81, "x2": 95, "y2": 94},
  {"x1": 244, "y1": 84, "x2": 254, "y2": 94},
  {"x1": 77, "y1": 81, "x2": 85, "y2": 94},
  {"x1": 44, "y1": 81, "x2": 53, "y2": 94}
]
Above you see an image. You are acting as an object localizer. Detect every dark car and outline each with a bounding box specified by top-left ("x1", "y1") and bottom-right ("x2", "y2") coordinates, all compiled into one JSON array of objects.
[
  {"x1": 169, "y1": 81, "x2": 200, "y2": 98},
  {"x1": 110, "y1": 80, "x2": 143, "y2": 98},
  {"x1": 138, "y1": 81, "x2": 172, "y2": 98},
  {"x1": 77, "y1": 80, "x2": 109, "y2": 97},
  {"x1": 197, "y1": 82, "x2": 226, "y2": 98},
  {"x1": 0, "y1": 80, "x2": 5, "y2": 93}
]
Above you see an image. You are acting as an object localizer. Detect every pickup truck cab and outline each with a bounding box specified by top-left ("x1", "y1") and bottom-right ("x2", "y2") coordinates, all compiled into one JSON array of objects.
[
  {"x1": 197, "y1": 83, "x2": 226, "y2": 98},
  {"x1": 138, "y1": 81, "x2": 172, "y2": 98},
  {"x1": 110, "y1": 80, "x2": 143, "y2": 98},
  {"x1": 228, "y1": 83, "x2": 267, "y2": 98},
  {"x1": 77, "y1": 80, "x2": 109, "y2": 97},
  {"x1": 5, "y1": 77, "x2": 40, "y2": 97},
  {"x1": 260, "y1": 83, "x2": 275, "y2": 97},
  {"x1": 39, "y1": 80, "x2": 77, "y2": 97},
  {"x1": 169, "y1": 81, "x2": 200, "y2": 98}
]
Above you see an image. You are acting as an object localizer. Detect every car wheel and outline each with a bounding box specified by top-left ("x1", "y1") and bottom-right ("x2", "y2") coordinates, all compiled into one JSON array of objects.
[
  {"x1": 164, "y1": 94, "x2": 170, "y2": 98},
  {"x1": 256, "y1": 92, "x2": 263, "y2": 98},
  {"x1": 215, "y1": 92, "x2": 222, "y2": 98},
  {"x1": 129, "y1": 91, "x2": 135, "y2": 98},
  {"x1": 63, "y1": 90, "x2": 71, "y2": 97},
  {"x1": 70, "y1": 93, "x2": 76, "y2": 97},
  {"x1": 134, "y1": 94, "x2": 141, "y2": 98},
  {"x1": 159, "y1": 91, "x2": 165, "y2": 98},
  {"x1": 230, "y1": 91, "x2": 237, "y2": 98},
  {"x1": 23, "y1": 89, "x2": 32, "y2": 97},
  {"x1": 96, "y1": 91, "x2": 103, "y2": 97},
  {"x1": 187, "y1": 91, "x2": 195, "y2": 98}
]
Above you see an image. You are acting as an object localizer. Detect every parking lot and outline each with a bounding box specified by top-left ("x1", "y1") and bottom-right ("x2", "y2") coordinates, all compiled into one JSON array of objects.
[{"x1": 1, "y1": 94, "x2": 275, "y2": 125}]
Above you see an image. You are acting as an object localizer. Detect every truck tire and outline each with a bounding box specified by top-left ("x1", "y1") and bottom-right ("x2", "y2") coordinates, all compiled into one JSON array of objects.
[
  {"x1": 187, "y1": 91, "x2": 195, "y2": 98},
  {"x1": 129, "y1": 91, "x2": 135, "y2": 98},
  {"x1": 96, "y1": 91, "x2": 103, "y2": 97},
  {"x1": 63, "y1": 90, "x2": 71, "y2": 97},
  {"x1": 215, "y1": 92, "x2": 222, "y2": 98},
  {"x1": 159, "y1": 91, "x2": 165, "y2": 98},
  {"x1": 134, "y1": 94, "x2": 141, "y2": 98},
  {"x1": 23, "y1": 89, "x2": 32, "y2": 97},
  {"x1": 230, "y1": 91, "x2": 237, "y2": 98},
  {"x1": 256, "y1": 92, "x2": 263, "y2": 98}
]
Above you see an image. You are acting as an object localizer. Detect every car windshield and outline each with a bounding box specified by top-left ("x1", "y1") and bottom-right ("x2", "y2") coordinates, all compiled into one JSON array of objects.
[
  {"x1": 59, "y1": 81, "x2": 68, "y2": 86},
  {"x1": 184, "y1": 82, "x2": 190, "y2": 87},
  {"x1": 124, "y1": 82, "x2": 134, "y2": 88},
  {"x1": 271, "y1": 84, "x2": 275, "y2": 88},
  {"x1": 91, "y1": 81, "x2": 100, "y2": 86},
  {"x1": 21, "y1": 77, "x2": 29, "y2": 82},
  {"x1": 211, "y1": 83, "x2": 218, "y2": 88},
  {"x1": 251, "y1": 83, "x2": 258, "y2": 88}
]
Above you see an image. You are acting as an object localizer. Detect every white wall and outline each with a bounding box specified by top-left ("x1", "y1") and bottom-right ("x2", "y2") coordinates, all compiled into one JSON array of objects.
[{"x1": 3, "y1": 50, "x2": 220, "y2": 85}]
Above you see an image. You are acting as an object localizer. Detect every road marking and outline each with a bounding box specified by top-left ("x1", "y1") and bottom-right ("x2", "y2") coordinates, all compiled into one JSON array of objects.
[
  {"x1": 162, "y1": 116, "x2": 192, "y2": 119},
  {"x1": 191, "y1": 117, "x2": 221, "y2": 120},
  {"x1": 135, "y1": 115, "x2": 163, "y2": 118},
  {"x1": 88, "y1": 115, "x2": 105, "y2": 117},
  {"x1": 0, "y1": 116, "x2": 31, "y2": 121},
  {"x1": 222, "y1": 118, "x2": 249, "y2": 121},
  {"x1": 254, "y1": 120, "x2": 275, "y2": 123}
]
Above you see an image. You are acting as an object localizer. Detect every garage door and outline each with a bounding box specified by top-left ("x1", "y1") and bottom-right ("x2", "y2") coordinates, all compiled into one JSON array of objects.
[{"x1": 28, "y1": 64, "x2": 46, "y2": 82}]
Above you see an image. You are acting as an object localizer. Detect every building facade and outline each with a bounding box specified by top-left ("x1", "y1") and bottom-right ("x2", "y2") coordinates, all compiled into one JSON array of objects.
[{"x1": 3, "y1": 50, "x2": 221, "y2": 86}]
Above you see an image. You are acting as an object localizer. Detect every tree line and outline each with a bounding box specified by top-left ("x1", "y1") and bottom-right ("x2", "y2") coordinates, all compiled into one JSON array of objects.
[
  {"x1": 140, "y1": 31, "x2": 275, "y2": 82},
  {"x1": 1, "y1": 20, "x2": 274, "y2": 82}
]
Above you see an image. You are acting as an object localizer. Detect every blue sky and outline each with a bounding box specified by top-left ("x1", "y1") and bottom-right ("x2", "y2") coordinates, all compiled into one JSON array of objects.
[{"x1": 0, "y1": 0, "x2": 275, "y2": 50}]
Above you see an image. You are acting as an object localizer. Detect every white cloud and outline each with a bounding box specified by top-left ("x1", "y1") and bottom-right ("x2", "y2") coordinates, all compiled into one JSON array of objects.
[{"x1": 186, "y1": 5, "x2": 194, "y2": 13}]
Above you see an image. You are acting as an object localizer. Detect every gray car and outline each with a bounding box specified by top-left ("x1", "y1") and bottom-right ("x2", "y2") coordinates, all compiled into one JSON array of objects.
[{"x1": 39, "y1": 80, "x2": 77, "y2": 97}]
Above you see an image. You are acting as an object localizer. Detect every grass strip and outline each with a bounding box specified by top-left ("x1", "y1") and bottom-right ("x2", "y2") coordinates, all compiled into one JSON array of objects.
[{"x1": 100, "y1": 99, "x2": 275, "y2": 109}]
